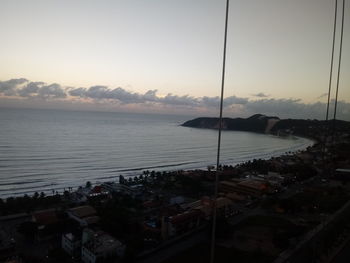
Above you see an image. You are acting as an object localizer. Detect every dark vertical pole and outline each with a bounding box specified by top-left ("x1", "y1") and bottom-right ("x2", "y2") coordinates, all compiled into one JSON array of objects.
[{"x1": 210, "y1": 0, "x2": 229, "y2": 263}]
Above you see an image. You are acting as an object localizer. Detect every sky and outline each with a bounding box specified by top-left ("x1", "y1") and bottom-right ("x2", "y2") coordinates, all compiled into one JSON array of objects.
[{"x1": 0, "y1": 0, "x2": 349, "y2": 120}]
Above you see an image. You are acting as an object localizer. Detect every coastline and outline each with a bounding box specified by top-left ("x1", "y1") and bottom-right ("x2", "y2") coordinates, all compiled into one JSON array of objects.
[{"x1": 0, "y1": 134, "x2": 315, "y2": 199}]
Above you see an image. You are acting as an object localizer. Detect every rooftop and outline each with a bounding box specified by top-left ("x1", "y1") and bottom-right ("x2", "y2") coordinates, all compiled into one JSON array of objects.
[
  {"x1": 170, "y1": 210, "x2": 201, "y2": 224},
  {"x1": 238, "y1": 180, "x2": 268, "y2": 190},
  {"x1": 336, "y1": 168, "x2": 350, "y2": 173},
  {"x1": 84, "y1": 230, "x2": 123, "y2": 254},
  {"x1": 68, "y1": 205, "x2": 96, "y2": 219},
  {"x1": 216, "y1": 197, "x2": 233, "y2": 208},
  {"x1": 32, "y1": 209, "x2": 59, "y2": 225},
  {"x1": 64, "y1": 232, "x2": 81, "y2": 242}
]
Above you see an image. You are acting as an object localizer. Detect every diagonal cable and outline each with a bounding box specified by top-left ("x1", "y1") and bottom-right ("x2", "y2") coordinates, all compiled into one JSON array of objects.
[
  {"x1": 332, "y1": 0, "x2": 345, "y2": 141},
  {"x1": 322, "y1": 0, "x2": 338, "y2": 165}
]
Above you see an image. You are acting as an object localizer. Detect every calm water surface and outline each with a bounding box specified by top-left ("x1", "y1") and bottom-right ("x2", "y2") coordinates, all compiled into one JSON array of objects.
[{"x1": 0, "y1": 108, "x2": 313, "y2": 197}]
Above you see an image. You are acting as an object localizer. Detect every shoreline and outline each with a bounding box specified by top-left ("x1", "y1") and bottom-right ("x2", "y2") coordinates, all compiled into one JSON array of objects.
[{"x1": 0, "y1": 135, "x2": 315, "y2": 199}]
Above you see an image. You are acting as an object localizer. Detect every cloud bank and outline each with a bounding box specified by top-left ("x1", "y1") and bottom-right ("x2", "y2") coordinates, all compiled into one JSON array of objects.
[
  {"x1": 251, "y1": 92, "x2": 269, "y2": 98},
  {"x1": 1, "y1": 78, "x2": 349, "y2": 120}
]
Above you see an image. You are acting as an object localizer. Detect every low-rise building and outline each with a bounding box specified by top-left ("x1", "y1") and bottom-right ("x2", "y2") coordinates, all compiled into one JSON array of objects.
[
  {"x1": 61, "y1": 232, "x2": 81, "y2": 258},
  {"x1": 32, "y1": 209, "x2": 61, "y2": 241},
  {"x1": 89, "y1": 186, "x2": 109, "y2": 197},
  {"x1": 193, "y1": 197, "x2": 234, "y2": 219},
  {"x1": 161, "y1": 210, "x2": 202, "y2": 239},
  {"x1": 101, "y1": 182, "x2": 139, "y2": 196},
  {"x1": 169, "y1": 196, "x2": 185, "y2": 205},
  {"x1": 215, "y1": 197, "x2": 235, "y2": 218},
  {"x1": 225, "y1": 192, "x2": 247, "y2": 202},
  {"x1": 335, "y1": 168, "x2": 350, "y2": 181},
  {"x1": 220, "y1": 179, "x2": 269, "y2": 197},
  {"x1": 67, "y1": 206, "x2": 99, "y2": 227},
  {"x1": 81, "y1": 228, "x2": 125, "y2": 263},
  {"x1": 0, "y1": 228, "x2": 16, "y2": 261}
]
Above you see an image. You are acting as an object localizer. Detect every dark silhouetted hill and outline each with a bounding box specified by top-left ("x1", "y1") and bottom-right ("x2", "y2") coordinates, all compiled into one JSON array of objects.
[{"x1": 182, "y1": 115, "x2": 350, "y2": 139}]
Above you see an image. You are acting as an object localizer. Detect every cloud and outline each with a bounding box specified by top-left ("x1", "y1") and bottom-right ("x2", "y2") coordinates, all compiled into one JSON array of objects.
[
  {"x1": 18, "y1": 82, "x2": 44, "y2": 97},
  {"x1": 251, "y1": 92, "x2": 269, "y2": 98},
  {"x1": 69, "y1": 86, "x2": 200, "y2": 106},
  {"x1": 318, "y1": 92, "x2": 328, "y2": 99},
  {"x1": 224, "y1": 96, "x2": 248, "y2": 106},
  {"x1": 161, "y1": 94, "x2": 199, "y2": 107},
  {"x1": 68, "y1": 87, "x2": 86, "y2": 97},
  {"x1": 143, "y1": 90, "x2": 158, "y2": 102},
  {"x1": 0, "y1": 78, "x2": 28, "y2": 95},
  {"x1": 37, "y1": 83, "x2": 67, "y2": 98},
  {"x1": 1, "y1": 78, "x2": 350, "y2": 121},
  {"x1": 243, "y1": 98, "x2": 350, "y2": 121},
  {"x1": 0, "y1": 80, "x2": 67, "y2": 99},
  {"x1": 70, "y1": 86, "x2": 153, "y2": 104}
]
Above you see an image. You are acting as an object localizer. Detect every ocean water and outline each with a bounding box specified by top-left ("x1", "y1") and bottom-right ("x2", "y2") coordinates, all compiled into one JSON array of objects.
[{"x1": 0, "y1": 108, "x2": 313, "y2": 198}]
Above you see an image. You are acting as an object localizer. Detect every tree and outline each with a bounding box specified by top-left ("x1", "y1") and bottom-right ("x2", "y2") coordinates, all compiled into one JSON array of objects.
[
  {"x1": 64, "y1": 190, "x2": 70, "y2": 199},
  {"x1": 119, "y1": 175, "x2": 125, "y2": 184},
  {"x1": 86, "y1": 181, "x2": 92, "y2": 188},
  {"x1": 33, "y1": 192, "x2": 39, "y2": 199}
]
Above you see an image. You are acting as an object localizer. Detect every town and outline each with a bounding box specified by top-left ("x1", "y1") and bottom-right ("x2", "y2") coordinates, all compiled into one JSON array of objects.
[{"x1": 1, "y1": 125, "x2": 350, "y2": 263}]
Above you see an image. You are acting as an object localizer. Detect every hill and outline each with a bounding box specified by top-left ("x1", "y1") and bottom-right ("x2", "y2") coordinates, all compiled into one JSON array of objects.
[{"x1": 182, "y1": 115, "x2": 350, "y2": 140}]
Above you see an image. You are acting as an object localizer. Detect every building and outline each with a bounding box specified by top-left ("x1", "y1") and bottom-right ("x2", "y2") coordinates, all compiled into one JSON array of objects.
[
  {"x1": 215, "y1": 197, "x2": 235, "y2": 218},
  {"x1": 89, "y1": 185, "x2": 109, "y2": 197},
  {"x1": 0, "y1": 228, "x2": 16, "y2": 261},
  {"x1": 67, "y1": 206, "x2": 99, "y2": 227},
  {"x1": 101, "y1": 182, "x2": 138, "y2": 196},
  {"x1": 169, "y1": 196, "x2": 185, "y2": 205},
  {"x1": 161, "y1": 210, "x2": 202, "y2": 239},
  {"x1": 335, "y1": 168, "x2": 350, "y2": 181},
  {"x1": 220, "y1": 179, "x2": 269, "y2": 197},
  {"x1": 61, "y1": 232, "x2": 81, "y2": 258},
  {"x1": 32, "y1": 209, "x2": 61, "y2": 241},
  {"x1": 192, "y1": 197, "x2": 234, "y2": 219},
  {"x1": 160, "y1": 196, "x2": 234, "y2": 239},
  {"x1": 81, "y1": 228, "x2": 125, "y2": 263},
  {"x1": 225, "y1": 192, "x2": 246, "y2": 202}
]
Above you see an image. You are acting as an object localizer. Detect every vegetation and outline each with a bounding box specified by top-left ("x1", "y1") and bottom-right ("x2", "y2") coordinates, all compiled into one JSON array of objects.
[
  {"x1": 0, "y1": 193, "x2": 62, "y2": 215},
  {"x1": 182, "y1": 114, "x2": 277, "y2": 133}
]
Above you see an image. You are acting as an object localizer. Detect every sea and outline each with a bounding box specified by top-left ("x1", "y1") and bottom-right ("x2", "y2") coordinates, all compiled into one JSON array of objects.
[{"x1": 0, "y1": 108, "x2": 314, "y2": 198}]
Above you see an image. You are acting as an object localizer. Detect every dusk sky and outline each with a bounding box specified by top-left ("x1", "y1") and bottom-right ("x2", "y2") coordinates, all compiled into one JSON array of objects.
[{"x1": 0, "y1": 0, "x2": 349, "y2": 119}]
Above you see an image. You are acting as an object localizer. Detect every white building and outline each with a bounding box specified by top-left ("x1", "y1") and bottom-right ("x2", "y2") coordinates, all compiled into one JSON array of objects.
[
  {"x1": 61, "y1": 232, "x2": 81, "y2": 258},
  {"x1": 81, "y1": 228, "x2": 125, "y2": 263}
]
